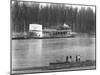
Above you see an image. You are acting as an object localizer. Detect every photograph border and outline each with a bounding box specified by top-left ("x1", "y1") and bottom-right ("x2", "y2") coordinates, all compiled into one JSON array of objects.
[{"x1": 10, "y1": 0, "x2": 96, "y2": 74}]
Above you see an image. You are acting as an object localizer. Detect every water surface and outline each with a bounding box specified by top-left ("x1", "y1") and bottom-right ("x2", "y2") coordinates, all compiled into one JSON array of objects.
[{"x1": 12, "y1": 35, "x2": 95, "y2": 69}]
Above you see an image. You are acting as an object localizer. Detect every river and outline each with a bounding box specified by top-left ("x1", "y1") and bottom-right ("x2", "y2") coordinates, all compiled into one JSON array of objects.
[{"x1": 12, "y1": 34, "x2": 95, "y2": 70}]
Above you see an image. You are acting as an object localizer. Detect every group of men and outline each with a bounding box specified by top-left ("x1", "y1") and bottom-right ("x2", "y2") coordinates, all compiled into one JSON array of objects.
[{"x1": 66, "y1": 55, "x2": 80, "y2": 63}]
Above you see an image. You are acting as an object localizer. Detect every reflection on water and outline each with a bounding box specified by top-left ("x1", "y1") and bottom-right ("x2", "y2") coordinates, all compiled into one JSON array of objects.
[{"x1": 12, "y1": 35, "x2": 95, "y2": 69}]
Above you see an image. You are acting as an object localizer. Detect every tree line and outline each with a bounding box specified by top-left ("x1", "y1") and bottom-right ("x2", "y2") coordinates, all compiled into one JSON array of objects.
[{"x1": 11, "y1": 1, "x2": 96, "y2": 34}]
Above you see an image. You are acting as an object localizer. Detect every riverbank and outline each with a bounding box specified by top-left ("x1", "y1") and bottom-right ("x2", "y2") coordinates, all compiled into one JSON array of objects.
[
  {"x1": 12, "y1": 66, "x2": 95, "y2": 74},
  {"x1": 11, "y1": 32, "x2": 95, "y2": 40},
  {"x1": 12, "y1": 60, "x2": 96, "y2": 74},
  {"x1": 12, "y1": 33, "x2": 75, "y2": 40},
  {"x1": 12, "y1": 35, "x2": 75, "y2": 40}
]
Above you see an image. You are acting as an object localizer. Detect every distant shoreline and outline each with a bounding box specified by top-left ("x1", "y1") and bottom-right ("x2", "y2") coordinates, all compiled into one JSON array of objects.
[
  {"x1": 12, "y1": 33, "x2": 95, "y2": 40},
  {"x1": 12, "y1": 35, "x2": 75, "y2": 40}
]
